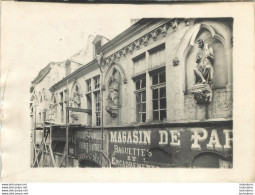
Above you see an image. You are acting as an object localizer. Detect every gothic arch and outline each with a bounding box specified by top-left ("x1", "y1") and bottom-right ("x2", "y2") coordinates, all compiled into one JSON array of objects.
[
  {"x1": 104, "y1": 62, "x2": 127, "y2": 86},
  {"x1": 104, "y1": 62, "x2": 127, "y2": 119},
  {"x1": 70, "y1": 80, "x2": 83, "y2": 95},
  {"x1": 70, "y1": 80, "x2": 83, "y2": 108},
  {"x1": 174, "y1": 20, "x2": 232, "y2": 93}
]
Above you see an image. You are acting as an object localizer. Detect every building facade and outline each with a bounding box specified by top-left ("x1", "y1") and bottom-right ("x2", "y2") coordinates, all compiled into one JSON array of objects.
[{"x1": 31, "y1": 18, "x2": 233, "y2": 168}]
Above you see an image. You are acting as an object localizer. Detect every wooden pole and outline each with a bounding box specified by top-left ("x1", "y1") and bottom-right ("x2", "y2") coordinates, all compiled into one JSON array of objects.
[
  {"x1": 49, "y1": 122, "x2": 56, "y2": 167},
  {"x1": 33, "y1": 101, "x2": 37, "y2": 167},
  {"x1": 97, "y1": 57, "x2": 105, "y2": 163},
  {"x1": 65, "y1": 78, "x2": 69, "y2": 167},
  {"x1": 42, "y1": 111, "x2": 45, "y2": 167},
  {"x1": 101, "y1": 72, "x2": 104, "y2": 152}
]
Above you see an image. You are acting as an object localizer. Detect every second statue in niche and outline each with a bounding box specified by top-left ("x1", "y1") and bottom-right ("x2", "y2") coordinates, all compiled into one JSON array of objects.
[
  {"x1": 106, "y1": 69, "x2": 120, "y2": 117},
  {"x1": 192, "y1": 39, "x2": 214, "y2": 104}
]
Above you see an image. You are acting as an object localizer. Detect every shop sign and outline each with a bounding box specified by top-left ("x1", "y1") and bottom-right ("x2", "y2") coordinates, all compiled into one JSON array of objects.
[
  {"x1": 108, "y1": 127, "x2": 232, "y2": 167},
  {"x1": 76, "y1": 130, "x2": 110, "y2": 167}
]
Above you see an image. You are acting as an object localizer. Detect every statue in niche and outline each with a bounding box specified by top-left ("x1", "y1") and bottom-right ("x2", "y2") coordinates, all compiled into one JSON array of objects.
[
  {"x1": 71, "y1": 85, "x2": 81, "y2": 108},
  {"x1": 70, "y1": 84, "x2": 82, "y2": 123},
  {"x1": 49, "y1": 93, "x2": 57, "y2": 121},
  {"x1": 106, "y1": 69, "x2": 120, "y2": 117},
  {"x1": 191, "y1": 39, "x2": 214, "y2": 104}
]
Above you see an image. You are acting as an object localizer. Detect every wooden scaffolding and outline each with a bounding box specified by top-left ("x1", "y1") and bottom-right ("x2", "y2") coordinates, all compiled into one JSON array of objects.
[{"x1": 31, "y1": 60, "x2": 111, "y2": 168}]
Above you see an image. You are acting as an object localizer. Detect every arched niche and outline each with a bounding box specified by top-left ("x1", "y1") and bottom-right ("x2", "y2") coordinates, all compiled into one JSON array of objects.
[
  {"x1": 70, "y1": 80, "x2": 83, "y2": 108},
  {"x1": 104, "y1": 62, "x2": 127, "y2": 85},
  {"x1": 104, "y1": 62, "x2": 127, "y2": 118},
  {"x1": 174, "y1": 21, "x2": 232, "y2": 94},
  {"x1": 185, "y1": 28, "x2": 228, "y2": 93}
]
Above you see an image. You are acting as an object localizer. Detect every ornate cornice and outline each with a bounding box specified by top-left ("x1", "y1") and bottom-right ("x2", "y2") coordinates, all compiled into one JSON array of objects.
[{"x1": 102, "y1": 18, "x2": 191, "y2": 67}]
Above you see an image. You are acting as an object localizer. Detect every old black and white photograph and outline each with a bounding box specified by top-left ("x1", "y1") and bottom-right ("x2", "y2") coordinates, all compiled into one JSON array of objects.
[
  {"x1": 28, "y1": 17, "x2": 233, "y2": 168},
  {"x1": 1, "y1": 2, "x2": 254, "y2": 182}
]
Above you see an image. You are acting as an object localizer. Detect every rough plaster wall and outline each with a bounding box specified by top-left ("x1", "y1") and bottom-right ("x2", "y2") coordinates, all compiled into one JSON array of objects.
[
  {"x1": 209, "y1": 88, "x2": 232, "y2": 119},
  {"x1": 166, "y1": 22, "x2": 191, "y2": 122}
]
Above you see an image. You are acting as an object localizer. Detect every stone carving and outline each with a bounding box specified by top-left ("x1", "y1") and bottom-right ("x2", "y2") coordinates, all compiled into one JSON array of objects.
[
  {"x1": 102, "y1": 19, "x2": 189, "y2": 67},
  {"x1": 105, "y1": 70, "x2": 120, "y2": 117},
  {"x1": 160, "y1": 25, "x2": 167, "y2": 37},
  {"x1": 70, "y1": 113, "x2": 79, "y2": 122},
  {"x1": 142, "y1": 35, "x2": 150, "y2": 46},
  {"x1": 71, "y1": 84, "x2": 82, "y2": 108},
  {"x1": 70, "y1": 84, "x2": 82, "y2": 123},
  {"x1": 116, "y1": 51, "x2": 121, "y2": 59},
  {"x1": 171, "y1": 19, "x2": 180, "y2": 31},
  {"x1": 151, "y1": 30, "x2": 158, "y2": 41},
  {"x1": 173, "y1": 57, "x2": 179, "y2": 66},
  {"x1": 128, "y1": 44, "x2": 135, "y2": 54},
  {"x1": 121, "y1": 48, "x2": 127, "y2": 57},
  {"x1": 135, "y1": 40, "x2": 141, "y2": 49},
  {"x1": 191, "y1": 39, "x2": 214, "y2": 104},
  {"x1": 184, "y1": 18, "x2": 190, "y2": 26},
  {"x1": 96, "y1": 52, "x2": 103, "y2": 65},
  {"x1": 48, "y1": 93, "x2": 57, "y2": 121}
]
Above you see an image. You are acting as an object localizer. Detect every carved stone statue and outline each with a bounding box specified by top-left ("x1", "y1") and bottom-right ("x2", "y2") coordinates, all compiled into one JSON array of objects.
[
  {"x1": 70, "y1": 84, "x2": 82, "y2": 123},
  {"x1": 96, "y1": 52, "x2": 103, "y2": 66},
  {"x1": 191, "y1": 39, "x2": 214, "y2": 104},
  {"x1": 48, "y1": 93, "x2": 57, "y2": 121},
  {"x1": 72, "y1": 85, "x2": 81, "y2": 108},
  {"x1": 194, "y1": 39, "x2": 214, "y2": 84},
  {"x1": 72, "y1": 92, "x2": 81, "y2": 107},
  {"x1": 106, "y1": 71, "x2": 120, "y2": 117}
]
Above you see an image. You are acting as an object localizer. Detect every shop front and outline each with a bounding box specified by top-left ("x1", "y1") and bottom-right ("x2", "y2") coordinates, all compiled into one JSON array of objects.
[
  {"x1": 51, "y1": 126, "x2": 76, "y2": 167},
  {"x1": 106, "y1": 121, "x2": 232, "y2": 168},
  {"x1": 75, "y1": 128, "x2": 110, "y2": 168}
]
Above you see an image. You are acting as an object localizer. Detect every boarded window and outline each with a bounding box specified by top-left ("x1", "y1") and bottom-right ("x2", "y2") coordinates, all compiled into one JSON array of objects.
[
  {"x1": 150, "y1": 45, "x2": 165, "y2": 69},
  {"x1": 133, "y1": 54, "x2": 146, "y2": 75}
]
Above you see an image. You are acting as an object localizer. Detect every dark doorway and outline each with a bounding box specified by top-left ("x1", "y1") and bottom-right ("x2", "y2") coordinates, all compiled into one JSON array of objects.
[{"x1": 191, "y1": 152, "x2": 231, "y2": 168}]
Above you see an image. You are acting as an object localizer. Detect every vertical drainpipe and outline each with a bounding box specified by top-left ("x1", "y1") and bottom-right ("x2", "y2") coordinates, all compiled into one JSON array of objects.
[{"x1": 96, "y1": 54, "x2": 104, "y2": 157}]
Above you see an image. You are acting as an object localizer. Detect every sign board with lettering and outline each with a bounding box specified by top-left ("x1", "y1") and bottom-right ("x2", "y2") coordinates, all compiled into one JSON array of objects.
[
  {"x1": 52, "y1": 128, "x2": 72, "y2": 142},
  {"x1": 108, "y1": 126, "x2": 232, "y2": 168},
  {"x1": 75, "y1": 129, "x2": 110, "y2": 167}
]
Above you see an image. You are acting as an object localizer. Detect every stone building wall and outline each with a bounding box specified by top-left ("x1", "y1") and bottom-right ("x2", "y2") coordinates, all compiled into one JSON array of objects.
[{"x1": 101, "y1": 18, "x2": 233, "y2": 126}]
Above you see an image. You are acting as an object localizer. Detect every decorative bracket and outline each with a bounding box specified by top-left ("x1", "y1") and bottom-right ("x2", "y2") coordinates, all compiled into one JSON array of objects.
[{"x1": 173, "y1": 57, "x2": 180, "y2": 66}]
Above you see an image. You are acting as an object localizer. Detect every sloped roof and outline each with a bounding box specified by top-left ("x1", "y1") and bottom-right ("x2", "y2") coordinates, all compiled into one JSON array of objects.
[
  {"x1": 31, "y1": 62, "x2": 53, "y2": 85},
  {"x1": 31, "y1": 61, "x2": 65, "y2": 86}
]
